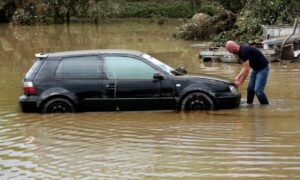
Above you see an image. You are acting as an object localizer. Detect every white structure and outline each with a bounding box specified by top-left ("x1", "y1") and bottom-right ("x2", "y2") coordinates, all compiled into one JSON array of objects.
[{"x1": 262, "y1": 25, "x2": 300, "y2": 39}]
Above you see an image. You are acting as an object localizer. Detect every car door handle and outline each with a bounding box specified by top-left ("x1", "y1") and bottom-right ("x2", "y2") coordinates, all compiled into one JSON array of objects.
[{"x1": 105, "y1": 84, "x2": 116, "y2": 89}]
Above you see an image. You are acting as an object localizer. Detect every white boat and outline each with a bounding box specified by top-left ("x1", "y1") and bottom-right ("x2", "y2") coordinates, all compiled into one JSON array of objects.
[
  {"x1": 199, "y1": 48, "x2": 237, "y2": 63},
  {"x1": 199, "y1": 48, "x2": 276, "y2": 63}
]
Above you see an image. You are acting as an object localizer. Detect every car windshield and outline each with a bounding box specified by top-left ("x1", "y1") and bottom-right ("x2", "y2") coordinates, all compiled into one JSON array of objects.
[{"x1": 142, "y1": 54, "x2": 174, "y2": 75}]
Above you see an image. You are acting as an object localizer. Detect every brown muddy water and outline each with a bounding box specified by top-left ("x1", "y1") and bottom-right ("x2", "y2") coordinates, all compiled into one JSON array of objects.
[{"x1": 0, "y1": 19, "x2": 300, "y2": 179}]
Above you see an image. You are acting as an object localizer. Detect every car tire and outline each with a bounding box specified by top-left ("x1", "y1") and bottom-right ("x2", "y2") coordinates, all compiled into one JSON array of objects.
[
  {"x1": 42, "y1": 98, "x2": 75, "y2": 113},
  {"x1": 181, "y1": 92, "x2": 214, "y2": 111}
]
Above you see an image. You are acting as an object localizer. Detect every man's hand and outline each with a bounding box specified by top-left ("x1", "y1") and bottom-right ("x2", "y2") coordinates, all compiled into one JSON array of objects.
[
  {"x1": 234, "y1": 79, "x2": 242, "y2": 87},
  {"x1": 233, "y1": 60, "x2": 250, "y2": 87},
  {"x1": 233, "y1": 76, "x2": 242, "y2": 87}
]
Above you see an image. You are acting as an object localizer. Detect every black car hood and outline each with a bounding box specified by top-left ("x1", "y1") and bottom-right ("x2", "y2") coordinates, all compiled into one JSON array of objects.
[{"x1": 175, "y1": 75, "x2": 231, "y2": 84}]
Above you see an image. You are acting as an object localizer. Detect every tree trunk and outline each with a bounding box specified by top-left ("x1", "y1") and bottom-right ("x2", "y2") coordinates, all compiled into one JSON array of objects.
[
  {"x1": 66, "y1": 8, "x2": 70, "y2": 24},
  {"x1": 189, "y1": 0, "x2": 201, "y2": 11}
]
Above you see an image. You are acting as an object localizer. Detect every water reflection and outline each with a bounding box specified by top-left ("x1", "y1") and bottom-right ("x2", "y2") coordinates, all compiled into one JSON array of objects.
[{"x1": 0, "y1": 21, "x2": 300, "y2": 178}]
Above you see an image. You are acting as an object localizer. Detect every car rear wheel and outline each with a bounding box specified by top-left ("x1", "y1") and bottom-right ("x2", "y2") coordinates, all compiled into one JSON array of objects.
[
  {"x1": 181, "y1": 92, "x2": 214, "y2": 111},
  {"x1": 42, "y1": 98, "x2": 75, "y2": 113}
]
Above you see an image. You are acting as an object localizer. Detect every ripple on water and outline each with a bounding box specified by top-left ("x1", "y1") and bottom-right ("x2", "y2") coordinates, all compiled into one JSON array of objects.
[{"x1": 1, "y1": 23, "x2": 300, "y2": 178}]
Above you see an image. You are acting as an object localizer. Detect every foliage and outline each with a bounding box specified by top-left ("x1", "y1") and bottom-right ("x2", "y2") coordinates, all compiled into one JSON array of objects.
[
  {"x1": 0, "y1": 1, "x2": 5, "y2": 10},
  {"x1": 175, "y1": 2, "x2": 236, "y2": 41},
  {"x1": 187, "y1": 0, "x2": 202, "y2": 12},
  {"x1": 200, "y1": 1, "x2": 227, "y2": 16},
  {"x1": 11, "y1": 1, "x2": 51, "y2": 25},
  {"x1": 276, "y1": 0, "x2": 300, "y2": 24},
  {"x1": 46, "y1": 0, "x2": 83, "y2": 24},
  {"x1": 12, "y1": 8, "x2": 37, "y2": 25},
  {"x1": 211, "y1": 0, "x2": 300, "y2": 44},
  {"x1": 3, "y1": 0, "x2": 300, "y2": 42},
  {"x1": 7, "y1": 0, "x2": 196, "y2": 25},
  {"x1": 217, "y1": 0, "x2": 246, "y2": 13},
  {"x1": 118, "y1": 1, "x2": 194, "y2": 18},
  {"x1": 88, "y1": 0, "x2": 122, "y2": 21},
  {"x1": 175, "y1": 13, "x2": 214, "y2": 40},
  {"x1": 211, "y1": 15, "x2": 262, "y2": 44}
]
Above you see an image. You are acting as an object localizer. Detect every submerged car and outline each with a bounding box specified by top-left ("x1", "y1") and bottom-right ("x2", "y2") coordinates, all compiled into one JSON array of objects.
[{"x1": 19, "y1": 50, "x2": 241, "y2": 113}]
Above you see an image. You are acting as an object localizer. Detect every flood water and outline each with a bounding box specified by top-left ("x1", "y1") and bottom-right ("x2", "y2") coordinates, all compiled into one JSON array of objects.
[{"x1": 1, "y1": 19, "x2": 300, "y2": 179}]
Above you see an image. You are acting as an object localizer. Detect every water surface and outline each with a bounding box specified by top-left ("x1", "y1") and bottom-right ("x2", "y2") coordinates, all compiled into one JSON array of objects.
[{"x1": 0, "y1": 20, "x2": 300, "y2": 179}]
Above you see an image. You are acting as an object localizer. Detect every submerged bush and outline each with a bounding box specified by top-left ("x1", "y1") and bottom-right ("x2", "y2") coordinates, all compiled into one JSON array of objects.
[
  {"x1": 175, "y1": 10, "x2": 236, "y2": 41},
  {"x1": 175, "y1": 13, "x2": 214, "y2": 40}
]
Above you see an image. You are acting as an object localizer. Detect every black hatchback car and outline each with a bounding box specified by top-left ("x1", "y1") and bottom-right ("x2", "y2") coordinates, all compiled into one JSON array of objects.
[{"x1": 19, "y1": 50, "x2": 241, "y2": 113}]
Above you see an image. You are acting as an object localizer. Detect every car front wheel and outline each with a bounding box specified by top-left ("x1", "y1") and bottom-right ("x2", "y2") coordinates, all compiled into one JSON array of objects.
[
  {"x1": 42, "y1": 98, "x2": 75, "y2": 113},
  {"x1": 181, "y1": 92, "x2": 214, "y2": 111}
]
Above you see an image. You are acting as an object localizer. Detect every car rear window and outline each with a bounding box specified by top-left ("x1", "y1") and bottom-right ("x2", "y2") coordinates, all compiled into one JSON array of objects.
[
  {"x1": 25, "y1": 59, "x2": 43, "y2": 80},
  {"x1": 55, "y1": 56, "x2": 101, "y2": 79}
]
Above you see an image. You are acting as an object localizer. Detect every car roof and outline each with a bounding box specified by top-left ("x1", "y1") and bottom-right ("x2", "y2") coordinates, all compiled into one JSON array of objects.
[{"x1": 42, "y1": 49, "x2": 144, "y2": 59}]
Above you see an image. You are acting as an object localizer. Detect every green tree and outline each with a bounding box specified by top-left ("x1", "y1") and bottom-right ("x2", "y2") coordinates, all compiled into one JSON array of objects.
[
  {"x1": 212, "y1": 0, "x2": 300, "y2": 43},
  {"x1": 187, "y1": 0, "x2": 201, "y2": 12},
  {"x1": 241, "y1": 0, "x2": 300, "y2": 25},
  {"x1": 218, "y1": 0, "x2": 246, "y2": 13},
  {"x1": 46, "y1": 0, "x2": 76, "y2": 24},
  {"x1": 86, "y1": 0, "x2": 122, "y2": 23}
]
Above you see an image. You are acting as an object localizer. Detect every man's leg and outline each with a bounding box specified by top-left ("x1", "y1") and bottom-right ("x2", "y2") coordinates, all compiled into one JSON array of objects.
[
  {"x1": 247, "y1": 70, "x2": 256, "y2": 104},
  {"x1": 255, "y1": 66, "x2": 269, "y2": 104}
]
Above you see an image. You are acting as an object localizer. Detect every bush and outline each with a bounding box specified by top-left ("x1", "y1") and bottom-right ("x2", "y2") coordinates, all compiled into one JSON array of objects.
[
  {"x1": 11, "y1": 2, "x2": 52, "y2": 25},
  {"x1": 200, "y1": 3, "x2": 223, "y2": 16},
  {"x1": 211, "y1": 0, "x2": 300, "y2": 44},
  {"x1": 175, "y1": 13, "x2": 215, "y2": 40},
  {"x1": 161, "y1": 2, "x2": 194, "y2": 18},
  {"x1": 12, "y1": 8, "x2": 38, "y2": 25},
  {"x1": 211, "y1": 15, "x2": 262, "y2": 44},
  {"x1": 175, "y1": 9, "x2": 236, "y2": 41}
]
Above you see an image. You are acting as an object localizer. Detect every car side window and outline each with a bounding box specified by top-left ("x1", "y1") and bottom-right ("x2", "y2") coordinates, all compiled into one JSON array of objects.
[
  {"x1": 55, "y1": 56, "x2": 101, "y2": 79},
  {"x1": 104, "y1": 56, "x2": 157, "y2": 79}
]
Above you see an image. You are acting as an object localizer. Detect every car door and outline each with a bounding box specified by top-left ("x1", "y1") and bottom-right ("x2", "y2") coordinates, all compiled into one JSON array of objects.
[
  {"x1": 55, "y1": 55, "x2": 111, "y2": 111},
  {"x1": 103, "y1": 55, "x2": 167, "y2": 110}
]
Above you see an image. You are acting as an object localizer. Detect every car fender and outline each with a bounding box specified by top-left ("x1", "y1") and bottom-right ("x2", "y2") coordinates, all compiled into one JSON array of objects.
[
  {"x1": 37, "y1": 87, "x2": 79, "y2": 109},
  {"x1": 176, "y1": 84, "x2": 217, "y2": 103}
]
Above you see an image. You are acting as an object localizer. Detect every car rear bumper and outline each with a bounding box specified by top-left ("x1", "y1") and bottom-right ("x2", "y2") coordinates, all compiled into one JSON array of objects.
[
  {"x1": 19, "y1": 95, "x2": 39, "y2": 112},
  {"x1": 216, "y1": 94, "x2": 241, "y2": 109}
]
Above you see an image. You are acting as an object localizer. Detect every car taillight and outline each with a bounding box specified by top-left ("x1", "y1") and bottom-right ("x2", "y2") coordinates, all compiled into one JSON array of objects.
[{"x1": 23, "y1": 82, "x2": 37, "y2": 95}]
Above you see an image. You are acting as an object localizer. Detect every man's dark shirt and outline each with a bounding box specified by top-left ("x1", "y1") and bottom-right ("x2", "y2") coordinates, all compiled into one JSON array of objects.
[{"x1": 238, "y1": 45, "x2": 269, "y2": 71}]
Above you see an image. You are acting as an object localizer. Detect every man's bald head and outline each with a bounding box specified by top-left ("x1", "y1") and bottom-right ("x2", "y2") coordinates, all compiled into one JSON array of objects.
[{"x1": 225, "y1": 40, "x2": 240, "y2": 54}]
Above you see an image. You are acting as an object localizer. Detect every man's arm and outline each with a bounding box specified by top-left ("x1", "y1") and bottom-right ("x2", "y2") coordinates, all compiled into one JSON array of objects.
[{"x1": 234, "y1": 60, "x2": 250, "y2": 87}]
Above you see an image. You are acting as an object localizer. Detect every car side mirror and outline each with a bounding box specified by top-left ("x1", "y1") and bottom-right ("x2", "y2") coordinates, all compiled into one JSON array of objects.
[
  {"x1": 175, "y1": 66, "x2": 187, "y2": 75},
  {"x1": 153, "y1": 72, "x2": 164, "y2": 80}
]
